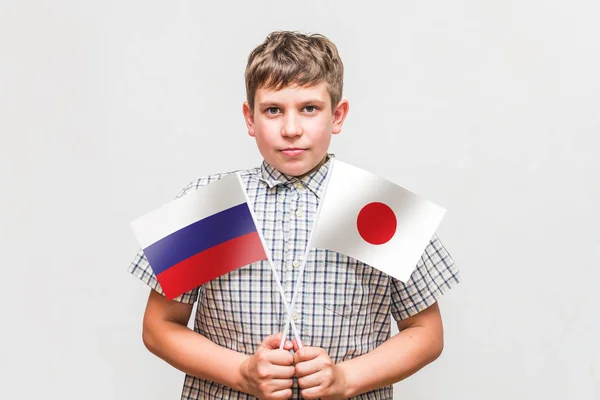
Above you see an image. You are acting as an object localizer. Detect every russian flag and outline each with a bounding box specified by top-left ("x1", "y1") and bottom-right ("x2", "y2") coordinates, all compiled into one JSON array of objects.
[{"x1": 130, "y1": 173, "x2": 267, "y2": 300}]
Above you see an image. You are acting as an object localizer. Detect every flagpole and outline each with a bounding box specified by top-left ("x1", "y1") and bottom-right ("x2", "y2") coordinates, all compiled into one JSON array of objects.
[
  {"x1": 278, "y1": 158, "x2": 336, "y2": 349},
  {"x1": 236, "y1": 174, "x2": 303, "y2": 348}
]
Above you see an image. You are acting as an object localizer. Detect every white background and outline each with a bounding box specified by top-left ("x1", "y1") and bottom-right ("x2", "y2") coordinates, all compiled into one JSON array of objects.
[{"x1": 1, "y1": 1, "x2": 599, "y2": 399}]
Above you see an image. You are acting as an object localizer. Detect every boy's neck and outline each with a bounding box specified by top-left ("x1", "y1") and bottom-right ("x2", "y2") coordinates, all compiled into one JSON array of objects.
[
  {"x1": 292, "y1": 154, "x2": 330, "y2": 179},
  {"x1": 261, "y1": 154, "x2": 334, "y2": 187}
]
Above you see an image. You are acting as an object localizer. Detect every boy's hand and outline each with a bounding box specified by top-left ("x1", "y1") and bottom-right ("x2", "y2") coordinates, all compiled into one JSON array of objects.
[
  {"x1": 293, "y1": 344, "x2": 348, "y2": 400},
  {"x1": 240, "y1": 333, "x2": 295, "y2": 400}
]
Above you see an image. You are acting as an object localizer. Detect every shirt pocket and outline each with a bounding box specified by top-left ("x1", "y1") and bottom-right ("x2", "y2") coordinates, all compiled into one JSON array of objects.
[{"x1": 318, "y1": 257, "x2": 370, "y2": 319}]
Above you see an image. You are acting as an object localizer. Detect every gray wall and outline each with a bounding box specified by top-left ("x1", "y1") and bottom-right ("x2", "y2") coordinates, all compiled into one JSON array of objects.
[{"x1": 2, "y1": 1, "x2": 598, "y2": 398}]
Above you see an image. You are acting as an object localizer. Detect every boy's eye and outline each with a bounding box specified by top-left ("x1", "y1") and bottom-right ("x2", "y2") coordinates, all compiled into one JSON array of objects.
[
  {"x1": 267, "y1": 107, "x2": 280, "y2": 115},
  {"x1": 304, "y1": 106, "x2": 317, "y2": 113}
]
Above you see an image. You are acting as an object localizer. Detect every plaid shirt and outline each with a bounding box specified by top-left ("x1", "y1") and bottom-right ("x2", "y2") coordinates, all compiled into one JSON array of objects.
[{"x1": 128, "y1": 156, "x2": 460, "y2": 399}]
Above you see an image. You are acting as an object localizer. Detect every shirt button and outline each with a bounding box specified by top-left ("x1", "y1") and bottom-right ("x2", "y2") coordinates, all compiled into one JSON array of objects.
[
  {"x1": 294, "y1": 182, "x2": 303, "y2": 190},
  {"x1": 295, "y1": 209, "x2": 304, "y2": 218},
  {"x1": 292, "y1": 312, "x2": 300, "y2": 321},
  {"x1": 292, "y1": 259, "x2": 300, "y2": 268}
]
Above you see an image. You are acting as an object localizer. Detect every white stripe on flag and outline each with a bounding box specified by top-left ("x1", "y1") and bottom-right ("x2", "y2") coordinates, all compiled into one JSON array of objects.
[{"x1": 130, "y1": 173, "x2": 246, "y2": 249}]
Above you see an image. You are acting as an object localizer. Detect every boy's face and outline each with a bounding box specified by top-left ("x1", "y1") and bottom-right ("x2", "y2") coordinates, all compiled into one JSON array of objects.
[{"x1": 243, "y1": 82, "x2": 349, "y2": 177}]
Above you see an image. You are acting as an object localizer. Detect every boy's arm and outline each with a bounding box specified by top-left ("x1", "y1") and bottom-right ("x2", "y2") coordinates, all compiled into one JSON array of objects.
[
  {"x1": 142, "y1": 289, "x2": 248, "y2": 390},
  {"x1": 293, "y1": 302, "x2": 443, "y2": 399},
  {"x1": 142, "y1": 290, "x2": 295, "y2": 398},
  {"x1": 339, "y1": 302, "x2": 444, "y2": 397}
]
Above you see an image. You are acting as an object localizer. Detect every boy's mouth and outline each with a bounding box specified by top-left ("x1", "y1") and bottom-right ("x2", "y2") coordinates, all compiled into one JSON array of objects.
[{"x1": 280, "y1": 148, "x2": 306, "y2": 157}]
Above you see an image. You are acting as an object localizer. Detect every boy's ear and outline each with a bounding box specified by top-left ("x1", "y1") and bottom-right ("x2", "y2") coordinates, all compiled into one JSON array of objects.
[
  {"x1": 332, "y1": 99, "x2": 349, "y2": 135},
  {"x1": 242, "y1": 101, "x2": 256, "y2": 137}
]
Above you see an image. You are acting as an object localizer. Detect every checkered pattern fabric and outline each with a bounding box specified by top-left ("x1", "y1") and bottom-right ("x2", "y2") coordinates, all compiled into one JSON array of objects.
[{"x1": 128, "y1": 156, "x2": 460, "y2": 399}]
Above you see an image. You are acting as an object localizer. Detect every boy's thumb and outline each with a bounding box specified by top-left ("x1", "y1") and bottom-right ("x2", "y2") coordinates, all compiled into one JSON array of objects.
[{"x1": 260, "y1": 332, "x2": 292, "y2": 350}]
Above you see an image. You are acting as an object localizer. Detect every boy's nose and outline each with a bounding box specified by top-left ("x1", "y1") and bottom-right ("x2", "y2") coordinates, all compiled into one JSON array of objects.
[{"x1": 281, "y1": 114, "x2": 303, "y2": 137}]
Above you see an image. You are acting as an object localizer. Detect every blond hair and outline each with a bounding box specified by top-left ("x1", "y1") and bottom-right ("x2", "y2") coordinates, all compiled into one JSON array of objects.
[{"x1": 245, "y1": 31, "x2": 344, "y2": 112}]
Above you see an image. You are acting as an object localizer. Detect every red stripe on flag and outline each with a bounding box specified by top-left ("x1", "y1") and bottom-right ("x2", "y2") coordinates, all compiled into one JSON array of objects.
[{"x1": 157, "y1": 231, "x2": 267, "y2": 300}]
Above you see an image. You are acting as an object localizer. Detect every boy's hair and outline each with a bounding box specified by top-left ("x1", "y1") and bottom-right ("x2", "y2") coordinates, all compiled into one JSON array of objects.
[{"x1": 245, "y1": 31, "x2": 344, "y2": 112}]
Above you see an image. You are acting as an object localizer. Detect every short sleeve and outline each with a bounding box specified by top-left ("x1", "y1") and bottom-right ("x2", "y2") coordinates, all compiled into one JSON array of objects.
[
  {"x1": 126, "y1": 177, "x2": 224, "y2": 304},
  {"x1": 127, "y1": 248, "x2": 199, "y2": 304},
  {"x1": 391, "y1": 234, "x2": 460, "y2": 320}
]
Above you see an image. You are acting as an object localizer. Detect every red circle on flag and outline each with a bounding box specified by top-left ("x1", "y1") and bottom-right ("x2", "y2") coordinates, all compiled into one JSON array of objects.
[{"x1": 356, "y1": 202, "x2": 397, "y2": 245}]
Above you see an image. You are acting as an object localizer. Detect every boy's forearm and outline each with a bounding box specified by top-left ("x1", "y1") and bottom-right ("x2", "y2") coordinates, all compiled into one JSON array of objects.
[
  {"x1": 337, "y1": 319, "x2": 443, "y2": 397},
  {"x1": 143, "y1": 320, "x2": 249, "y2": 393}
]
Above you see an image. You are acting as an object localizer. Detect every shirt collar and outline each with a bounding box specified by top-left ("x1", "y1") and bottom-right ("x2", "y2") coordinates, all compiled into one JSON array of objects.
[{"x1": 259, "y1": 154, "x2": 334, "y2": 198}]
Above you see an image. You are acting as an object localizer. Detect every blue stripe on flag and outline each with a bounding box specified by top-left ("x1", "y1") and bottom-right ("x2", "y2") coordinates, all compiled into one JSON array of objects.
[{"x1": 143, "y1": 203, "x2": 258, "y2": 275}]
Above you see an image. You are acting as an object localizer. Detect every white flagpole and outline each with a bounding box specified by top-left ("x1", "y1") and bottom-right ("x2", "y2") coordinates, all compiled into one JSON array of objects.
[
  {"x1": 236, "y1": 174, "x2": 303, "y2": 347},
  {"x1": 278, "y1": 158, "x2": 336, "y2": 349}
]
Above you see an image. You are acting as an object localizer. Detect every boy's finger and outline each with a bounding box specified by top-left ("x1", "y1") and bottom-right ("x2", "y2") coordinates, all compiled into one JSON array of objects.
[
  {"x1": 282, "y1": 338, "x2": 293, "y2": 351},
  {"x1": 261, "y1": 332, "x2": 286, "y2": 350},
  {"x1": 293, "y1": 346, "x2": 323, "y2": 363},
  {"x1": 266, "y1": 350, "x2": 295, "y2": 367},
  {"x1": 297, "y1": 370, "x2": 323, "y2": 388},
  {"x1": 270, "y1": 387, "x2": 293, "y2": 400},
  {"x1": 267, "y1": 365, "x2": 296, "y2": 379},
  {"x1": 294, "y1": 357, "x2": 322, "y2": 378},
  {"x1": 291, "y1": 338, "x2": 301, "y2": 352}
]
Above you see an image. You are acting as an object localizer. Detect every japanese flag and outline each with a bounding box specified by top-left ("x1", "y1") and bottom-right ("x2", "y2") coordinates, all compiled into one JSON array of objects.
[{"x1": 311, "y1": 160, "x2": 446, "y2": 282}]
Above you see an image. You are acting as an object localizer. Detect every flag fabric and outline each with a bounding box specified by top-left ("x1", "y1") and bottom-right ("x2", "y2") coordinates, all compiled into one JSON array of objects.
[
  {"x1": 311, "y1": 160, "x2": 446, "y2": 282},
  {"x1": 130, "y1": 173, "x2": 267, "y2": 300}
]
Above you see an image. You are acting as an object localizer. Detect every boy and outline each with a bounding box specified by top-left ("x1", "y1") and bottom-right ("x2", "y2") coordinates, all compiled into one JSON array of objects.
[{"x1": 129, "y1": 31, "x2": 460, "y2": 399}]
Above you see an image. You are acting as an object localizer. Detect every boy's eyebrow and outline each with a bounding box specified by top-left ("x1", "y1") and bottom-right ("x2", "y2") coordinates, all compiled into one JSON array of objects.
[
  {"x1": 301, "y1": 99, "x2": 327, "y2": 106},
  {"x1": 257, "y1": 99, "x2": 327, "y2": 108}
]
